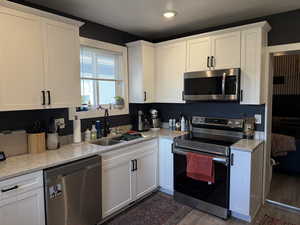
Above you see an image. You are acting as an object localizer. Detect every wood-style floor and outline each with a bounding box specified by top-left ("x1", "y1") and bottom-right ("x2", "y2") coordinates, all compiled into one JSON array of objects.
[
  {"x1": 178, "y1": 203, "x2": 300, "y2": 225},
  {"x1": 268, "y1": 172, "x2": 300, "y2": 208}
]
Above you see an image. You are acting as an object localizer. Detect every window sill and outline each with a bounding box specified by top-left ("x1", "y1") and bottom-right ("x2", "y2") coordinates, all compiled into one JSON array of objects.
[{"x1": 68, "y1": 105, "x2": 129, "y2": 120}]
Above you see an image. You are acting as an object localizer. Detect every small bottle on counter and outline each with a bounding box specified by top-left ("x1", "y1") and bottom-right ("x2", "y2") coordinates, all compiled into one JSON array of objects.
[
  {"x1": 95, "y1": 120, "x2": 102, "y2": 138},
  {"x1": 169, "y1": 118, "x2": 173, "y2": 130},
  {"x1": 181, "y1": 115, "x2": 186, "y2": 132},
  {"x1": 91, "y1": 125, "x2": 97, "y2": 140},
  {"x1": 84, "y1": 129, "x2": 91, "y2": 142}
]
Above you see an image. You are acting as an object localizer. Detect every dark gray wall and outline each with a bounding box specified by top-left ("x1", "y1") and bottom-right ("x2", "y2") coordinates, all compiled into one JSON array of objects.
[
  {"x1": 154, "y1": 9, "x2": 300, "y2": 46},
  {"x1": 8, "y1": 0, "x2": 142, "y2": 46},
  {"x1": 3, "y1": 1, "x2": 300, "y2": 134},
  {"x1": 1, "y1": 0, "x2": 139, "y2": 135},
  {"x1": 130, "y1": 103, "x2": 265, "y2": 131}
]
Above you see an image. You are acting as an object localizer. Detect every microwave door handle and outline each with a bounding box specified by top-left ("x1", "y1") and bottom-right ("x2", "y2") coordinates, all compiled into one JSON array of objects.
[{"x1": 222, "y1": 72, "x2": 226, "y2": 96}]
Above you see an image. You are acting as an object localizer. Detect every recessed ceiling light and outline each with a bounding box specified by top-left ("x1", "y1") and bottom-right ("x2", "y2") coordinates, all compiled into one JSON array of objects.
[{"x1": 163, "y1": 11, "x2": 177, "y2": 19}]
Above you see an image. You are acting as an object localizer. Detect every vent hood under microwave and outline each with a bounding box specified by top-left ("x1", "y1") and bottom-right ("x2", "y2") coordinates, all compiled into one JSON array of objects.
[{"x1": 183, "y1": 68, "x2": 240, "y2": 102}]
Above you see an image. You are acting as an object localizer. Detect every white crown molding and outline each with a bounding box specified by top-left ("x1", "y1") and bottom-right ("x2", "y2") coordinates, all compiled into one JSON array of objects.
[{"x1": 0, "y1": 0, "x2": 84, "y2": 27}]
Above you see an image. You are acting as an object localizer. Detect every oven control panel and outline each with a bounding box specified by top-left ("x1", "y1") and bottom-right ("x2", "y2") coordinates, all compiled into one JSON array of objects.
[{"x1": 192, "y1": 116, "x2": 244, "y2": 129}]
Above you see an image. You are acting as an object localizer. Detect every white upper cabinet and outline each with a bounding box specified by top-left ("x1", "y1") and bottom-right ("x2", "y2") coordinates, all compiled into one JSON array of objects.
[
  {"x1": 127, "y1": 41, "x2": 155, "y2": 103},
  {"x1": 0, "y1": 8, "x2": 45, "y2": 111},
  {"x1": 43, "y1": 20, "x2": 81, "y2": 108},
  {"x1": 155, "y1": 41, "x2": 186, "y2": 103},
  {"x1": 186, "y1": 37, "x2": 211, "y2": 72},
  {"x1": 240, "y1": 27, "x2": 269, "y2": 105},
  {"x1": 186, "y1": 31, "x2": 241, "y2": 72},
  {"x1": 0, "y1": 3, "x2": 83, "y2": 111},
  {"x1": 211, "y1": 31, "x2": 241, "y2": 70}
]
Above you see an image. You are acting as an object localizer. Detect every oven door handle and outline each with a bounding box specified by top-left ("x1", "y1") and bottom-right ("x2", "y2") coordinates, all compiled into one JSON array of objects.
[{"x1": 172, "y1": 146, "x2": 229, "y2": 165}]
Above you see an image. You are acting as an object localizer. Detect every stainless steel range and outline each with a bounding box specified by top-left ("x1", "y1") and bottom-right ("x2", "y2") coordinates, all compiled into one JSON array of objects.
[{"x1": 173, "y1": 116, "x2": 244, "y2": 219}]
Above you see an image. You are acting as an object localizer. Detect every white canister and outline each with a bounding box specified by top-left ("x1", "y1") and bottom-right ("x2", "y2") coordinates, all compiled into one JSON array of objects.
[{"x1": 47, "y1": 133, "x2": 59, "y2": 150}]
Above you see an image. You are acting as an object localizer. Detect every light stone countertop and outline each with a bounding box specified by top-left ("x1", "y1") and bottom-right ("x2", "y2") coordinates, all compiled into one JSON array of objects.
[
  {"x1": 0, "y1": 128, "x2": 263, "y2": 182},
  {"x1": 231, "y1": 139, "x2": 264, "y2": 152},
  {"x1": 0, "y1": 129, "x2": 184, "y2": 182}
]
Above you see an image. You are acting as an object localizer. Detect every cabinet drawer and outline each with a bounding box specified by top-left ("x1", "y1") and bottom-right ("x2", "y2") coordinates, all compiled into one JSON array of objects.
[
  {"x1": 0, "y1": 171, "x2": 43, "y2": 200},
  {"x1": 102, "y1": 139, "x2": 158, "y2": 163}
]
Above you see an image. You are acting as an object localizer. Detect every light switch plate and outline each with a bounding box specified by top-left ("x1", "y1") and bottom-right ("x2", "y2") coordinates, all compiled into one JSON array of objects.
[
  {"x1": 55, "y1": 118, "x2": 65, "y2": 129},
  {"x1": 254, "y1": 114, "x2": 262, "y2": 124}
]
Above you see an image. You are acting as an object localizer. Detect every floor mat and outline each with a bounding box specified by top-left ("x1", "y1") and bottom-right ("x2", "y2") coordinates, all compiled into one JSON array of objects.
[
  {"x1": 257, "y1": 214, "x2": 296, "y2": 225},
  {"x1": 103, "y1": 192, "x2": 192, "y2": 225}
]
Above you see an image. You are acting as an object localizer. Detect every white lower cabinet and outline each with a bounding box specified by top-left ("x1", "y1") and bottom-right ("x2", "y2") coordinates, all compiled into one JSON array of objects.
[
  {"x1": 0, "y1": 171, "x2": 45, "y2": 225},
  {"x1": 158, "y1": 137, "x2": 174, "y2": 194},
  {"x1": 230, "y1": 143, "x2": 264, "y2": 222},
  {"x1": 136, "y1": 148, "x2": 158, "y2": 199},
  {"x1": 101, "y1": 139, "x2": 158, "y2": 218}
]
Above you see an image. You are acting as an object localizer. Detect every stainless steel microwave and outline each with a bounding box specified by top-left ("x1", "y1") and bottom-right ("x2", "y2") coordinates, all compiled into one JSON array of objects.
[{"x1": 183, "y1": 68, "x2": 240, "y2": 101}]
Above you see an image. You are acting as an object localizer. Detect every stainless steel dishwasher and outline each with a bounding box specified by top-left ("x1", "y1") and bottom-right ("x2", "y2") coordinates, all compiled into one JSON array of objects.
[{"x1": 44, "y1": 156, "x2": 102, "y2": 225}]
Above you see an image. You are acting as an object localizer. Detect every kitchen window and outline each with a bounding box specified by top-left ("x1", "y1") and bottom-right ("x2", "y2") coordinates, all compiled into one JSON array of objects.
[
  {"x1": 80, "y1": 46, "x2": 121, "y2": 106},
  {"x1": 70, "y1": 37, "x2": 129, "y2": 119}
]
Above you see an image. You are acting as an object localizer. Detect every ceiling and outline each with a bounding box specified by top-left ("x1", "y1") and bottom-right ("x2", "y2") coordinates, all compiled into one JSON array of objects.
[{"x1": 26, "y1": 0, "x2": 300, "y2": 39}]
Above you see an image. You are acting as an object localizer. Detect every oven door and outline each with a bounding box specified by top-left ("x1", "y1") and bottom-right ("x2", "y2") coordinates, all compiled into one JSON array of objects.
[
  {"x1": 173, "y1": 146, "x2": 230, "y2": 217},
  {"x1": 184, "y1": 68, "x2": 240, "y2": 101}
]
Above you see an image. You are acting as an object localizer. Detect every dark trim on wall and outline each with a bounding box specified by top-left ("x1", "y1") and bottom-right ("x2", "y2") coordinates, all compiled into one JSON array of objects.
[
  {"x1": 8, "y1": 0, "x2": 142, "y2": 46},
  {"x1": 130, "y1": 103, "x2": 266, "y2": 131},
  {"x1": 153, "y1": 9, "x2": 300, "y2": 46}
]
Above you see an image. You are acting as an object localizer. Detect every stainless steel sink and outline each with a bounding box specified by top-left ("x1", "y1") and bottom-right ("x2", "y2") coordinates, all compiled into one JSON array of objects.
[{"x1": 91, "y1": 138, "x2": 121, "y2": 146}]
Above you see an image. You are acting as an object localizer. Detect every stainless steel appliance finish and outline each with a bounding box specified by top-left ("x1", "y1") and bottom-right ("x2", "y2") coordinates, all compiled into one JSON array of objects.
[
  {"x1": 183, "y1": 68, "x2": 240, "y2": 101},
  {"x1": 44, "y1": 156, "x2": 102, "y2": 225},
  {"x1": 150, "y1": 109, "x2": 161, "y2": 129},
  {"x1": 173, "y1": 116, "x2": 244, "y2": 219}
]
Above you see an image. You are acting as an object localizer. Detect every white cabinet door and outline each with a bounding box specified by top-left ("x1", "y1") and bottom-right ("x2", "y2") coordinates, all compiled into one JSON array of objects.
[
  {"x1": 155, "y1": 41, "x2": 186, "y2": 103},
  {"x1": 230, "y1": 149, "x2": 251, "y2": 217},
  {"x1": 102, "y1": 157, "x2": 134, "y2": 218},
  {"x1": 211, "y1": 32, "x2": 241, "y2": 70},
  {"x1": 186, "y1": 37, "x2": 211, "y2": 72},
  {"x1": 0, "y1": 188, "x2": 45, "y2": 225},
  {"x1": 0, "y1": 9, "x2": 45, "y2": 111},
  {"x1": 142, "y1": 45, "x2": 155, "y2": 103},
  {"x1": 158, "y1": 137, "x2": 174, "y2": 194},
  {"x1": 240, "y1": 28, "x2": 265, "y2": 105},
  {"x1": 127, "y1": 42, "x2": 155, "y2": 103},
  {"x1": 135, "y1": 146, "x2": 158, "y2": 199},
  {"x1": 43, "y1": 19, "x2": 81, "y2": 108}
]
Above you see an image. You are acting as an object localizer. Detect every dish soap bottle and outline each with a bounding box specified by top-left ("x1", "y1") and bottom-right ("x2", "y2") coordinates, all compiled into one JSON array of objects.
[{"x1": 91, "y1": 125, "x2": 97, "y2": 140}]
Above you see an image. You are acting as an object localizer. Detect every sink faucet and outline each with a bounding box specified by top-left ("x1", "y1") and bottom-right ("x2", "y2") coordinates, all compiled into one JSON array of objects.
[{"x1": 103, "y1": 109, "x2": 110, "y2": 137}]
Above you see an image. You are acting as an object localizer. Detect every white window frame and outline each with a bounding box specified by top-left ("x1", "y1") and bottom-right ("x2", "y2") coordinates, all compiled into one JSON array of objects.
[{"x1": 69, "y1": 37, "x2": 129, "y2": 119}]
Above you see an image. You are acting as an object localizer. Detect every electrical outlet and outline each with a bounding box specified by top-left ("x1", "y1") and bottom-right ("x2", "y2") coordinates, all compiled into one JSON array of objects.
[
  {"x1": 55, "y1": 118, "x2": 65, "y2": 129},
  {"x1": 254, "y1": 114, "x2": 262, "y2": 125}
]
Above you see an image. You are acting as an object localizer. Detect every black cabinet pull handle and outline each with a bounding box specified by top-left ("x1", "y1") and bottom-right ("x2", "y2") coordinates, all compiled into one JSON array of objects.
[
  {"x1": 182, "y1": 91, "x2": 185, "y2": 101},
  {"x1": 135, "y1": 159, "x2": 138, "y2": 171},
  {"x1": 42, "y1": 91, "x2": 46, "y2": 105},
  {"x1": 207, "y1": 56, "x2": 210, "y2": 68},
  {"x1": 47, "y1": 90, "x2": 51, "y2": 105},
  {"x1": 240, "y1": 90, "x2": 243, "y2": 102},
  {"x1": 131, "y1": 160, "x2": 135, "y2": 172},
  {"x1": 144, "y1": 91, "x2": 147, "y2": 102},
  {"x1": 230, "y1": 153, "x2": 234, "y2": 166},
  {"x1": 211, "y1": 56, "x2": 214, "y2": 68},
  {"x1": 1, "y1": 185, "x2": 18, "y2": 193}
]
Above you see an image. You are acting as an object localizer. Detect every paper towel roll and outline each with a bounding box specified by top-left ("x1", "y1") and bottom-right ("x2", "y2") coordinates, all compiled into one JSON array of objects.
[{"x1": 73, "y1": 116, "x2": 81, "y2": 143}]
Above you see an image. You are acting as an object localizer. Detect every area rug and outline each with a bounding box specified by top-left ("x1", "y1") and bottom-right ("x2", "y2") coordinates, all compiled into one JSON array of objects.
[
  {"x1": 258, "y1": 214, "x2": 296, "y2": 225},
  {"x1": 103, "y1": 192, "x2": 192, "y2": 225}
]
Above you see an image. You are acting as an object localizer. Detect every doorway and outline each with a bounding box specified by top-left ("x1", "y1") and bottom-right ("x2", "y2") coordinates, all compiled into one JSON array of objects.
[{"x1": 266, "y1": 47, "x2": 300, "y2": 210}]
